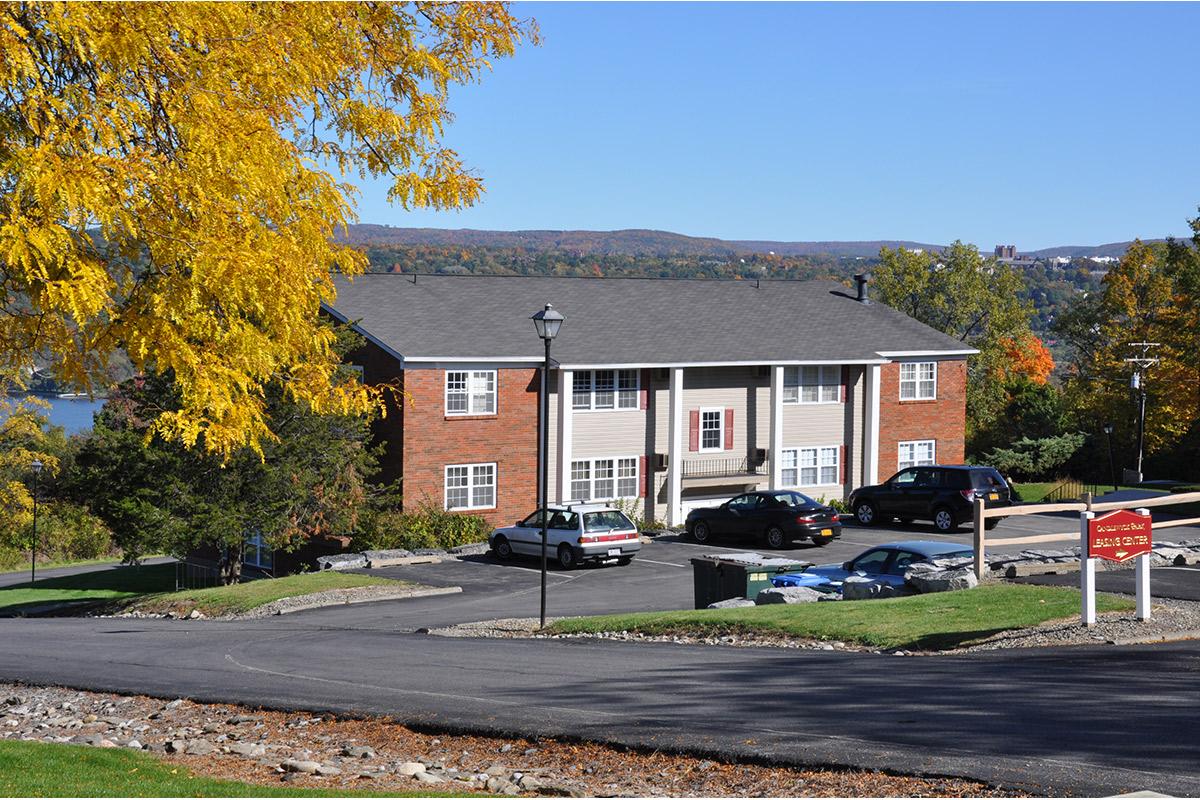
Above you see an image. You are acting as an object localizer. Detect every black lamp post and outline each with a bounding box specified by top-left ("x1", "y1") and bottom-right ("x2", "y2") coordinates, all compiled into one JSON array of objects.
[
  {"x1": 1102, "y1": 422, "x2": 1117, "y2": 493},
  {"x1": 30, "y1": 458, "x2": 43, "y2": 584},
  {"x1": 530, "y1": 303, "x2": 564, "y2": 630}
]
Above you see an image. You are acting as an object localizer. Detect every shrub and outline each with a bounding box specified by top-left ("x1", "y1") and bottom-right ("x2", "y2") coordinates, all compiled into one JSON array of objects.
[
  {"x1": 0, "y1": 502, "x2": 115, "y2": 567},
  {"x1": 354, "y1": 503, "x2": 491, "y2": 552},
  {"x1": 0, "y1": 546, "x2": 23, "y2": 571},
  {"x1": 817, "y1": 495, "x2": 850, "y2": 514}
]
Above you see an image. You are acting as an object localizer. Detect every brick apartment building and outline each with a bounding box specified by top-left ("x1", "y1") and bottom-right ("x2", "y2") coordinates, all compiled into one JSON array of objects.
[{"x1": 325, "y1": 273, "x2": 974, "y2": 529}]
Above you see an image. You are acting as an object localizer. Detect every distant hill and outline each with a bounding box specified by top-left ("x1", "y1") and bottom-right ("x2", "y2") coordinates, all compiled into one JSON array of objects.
[
  {"x1": 341, "y1": 225, "x2": 943, "y2": 258},
  {"x1": 342, "y1": 224, "x2": 1169, "y2": 260}
]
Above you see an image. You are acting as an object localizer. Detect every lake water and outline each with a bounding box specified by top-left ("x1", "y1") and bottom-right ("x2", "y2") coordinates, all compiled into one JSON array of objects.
[{"x1": 4, "y1": 395, "x2": 106, "y2": 434}]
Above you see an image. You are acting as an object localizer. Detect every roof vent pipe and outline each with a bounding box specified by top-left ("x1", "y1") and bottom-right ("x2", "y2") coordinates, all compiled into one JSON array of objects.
[{"x1": 854, "y1": 273, "x2": 871, "y2": 304}]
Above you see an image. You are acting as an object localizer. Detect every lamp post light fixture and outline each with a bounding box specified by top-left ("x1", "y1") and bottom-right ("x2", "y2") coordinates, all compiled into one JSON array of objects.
[
  {"x1": 1101, "y1": 422, "x2": 1117, "y2": 494},
  {"x1": 530, "y1": 303, "x2": 564, "y2": 629},
  {"x1": 30, "y1": 458, "x2": 43, "y2": 584}
]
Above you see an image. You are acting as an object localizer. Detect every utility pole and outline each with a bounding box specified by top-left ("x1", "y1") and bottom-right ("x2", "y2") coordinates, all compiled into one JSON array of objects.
[{"x1": 1124, "y1": 342, "x2": 1160, "y2": 484}]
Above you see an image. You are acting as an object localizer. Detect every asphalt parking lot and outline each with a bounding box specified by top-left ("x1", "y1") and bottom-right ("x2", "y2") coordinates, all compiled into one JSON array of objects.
[{"x1": 340, "y1": 513, "x2": 1200, "y2": 630}]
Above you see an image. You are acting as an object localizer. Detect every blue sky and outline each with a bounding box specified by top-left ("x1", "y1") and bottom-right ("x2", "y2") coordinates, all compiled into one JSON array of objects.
[{"x1": 349, "y1": 2, "x2": 1200, "y2": 250}]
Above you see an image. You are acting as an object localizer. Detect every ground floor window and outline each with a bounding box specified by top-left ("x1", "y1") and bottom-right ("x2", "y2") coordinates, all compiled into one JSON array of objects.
[
  {"x1": 780, "y1": 446, "x2": 840, "y2": 486},
  {"x1": 445, "y1": 463, "x2": 496, "y2": 510},
  {"x1": 569, "y1": 457, "x2": 639, "y2": 502},
  {"x1": 898, "y1": 440, "x2": 936, "y2": 471},
  {"x1": 244, "y1": 533, "x2": 273, "y2": 569}
]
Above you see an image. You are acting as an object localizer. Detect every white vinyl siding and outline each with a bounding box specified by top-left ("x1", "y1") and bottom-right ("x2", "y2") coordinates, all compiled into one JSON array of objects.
[
  {"x1": 699, "y1": 407, "x2": 724, "y2": 451},
  {"x1": 569, "y1": 457, "x2": 639, "y2": 502},
  {"x1": 445, "y1": 370, "x2": 496, "y2": 415},
  {"x1": 899, "y1": 362, "x2": 936, "y2": 401},
  {"x1": 783, "y1": 365, "x2": 839, "y2": 404},
  {"x1": 781, "y1": 446, "x2": 840, "y2": 487},
  {"x1": 572, "y1": 369, "x2": 639, "y2": 411},
  {"x1": 445, "y1": 463, "x2": 496, "y2": 510},
  {"x1": 898, "y1": 440, "x2": 936, "y2": 471}
]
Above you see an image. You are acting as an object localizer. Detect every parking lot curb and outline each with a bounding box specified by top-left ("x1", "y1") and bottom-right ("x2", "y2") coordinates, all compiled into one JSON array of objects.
[
  {"x1": 270, "y1": 585, "x2": 463, "y2": 616},
  {"x1": 1105, "y1": 628, "x2": 1200, "y2": 647}
]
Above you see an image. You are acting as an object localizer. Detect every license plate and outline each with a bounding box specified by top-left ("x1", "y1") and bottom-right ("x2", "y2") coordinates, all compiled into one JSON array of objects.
[
  {"x1": 988, "y1": 493, "x2": 999, "y2": 500},
  {"x1": 820, "y1": 529, "x2": 833, "y2": 537},
  {"x1": 607, "y1": 548, "x2": 621, "y2": 557}
]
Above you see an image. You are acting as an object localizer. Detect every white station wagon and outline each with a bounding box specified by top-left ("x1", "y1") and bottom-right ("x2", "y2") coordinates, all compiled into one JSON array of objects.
[{"x1": 488, "y1": 504, "x2": 641, "y2": 569}]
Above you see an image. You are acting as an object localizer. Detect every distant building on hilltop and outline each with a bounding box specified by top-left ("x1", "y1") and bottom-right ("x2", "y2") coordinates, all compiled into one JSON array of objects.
[{"x1": 994, "y1": 245, "x2": 1016, "y2": 260}]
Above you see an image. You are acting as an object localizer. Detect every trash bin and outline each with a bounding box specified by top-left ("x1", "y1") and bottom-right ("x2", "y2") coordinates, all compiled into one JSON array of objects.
[{"x1": 690, "y1": 553, "x2": 812, "y2": 609}]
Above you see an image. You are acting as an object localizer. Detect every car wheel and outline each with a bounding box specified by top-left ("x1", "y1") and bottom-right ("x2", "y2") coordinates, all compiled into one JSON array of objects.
[
  {"x1": 810, "y1": 536, "x2": 832, "y2": 546},
  {"x1": 492, "y1": 536, "x2": 513, "y2": 561},
  {"x1": 763, "y1": 526, "x2": 787, "y2": 549},
  {"x1": 854, "y1": 501, "x2": 878, "y2": 525},
  {"x1": 616, "y1": 556, "x2": 633, "y2": 566},
  {"x1": 692, "y1": 521, "x2": 712, "y2": 544},
  {"x1": 933, "y1": 506, "x2": 959, "y2": 533},
  {"x1": 556, "y1": 543, "x2": 578, "y2": 570}
]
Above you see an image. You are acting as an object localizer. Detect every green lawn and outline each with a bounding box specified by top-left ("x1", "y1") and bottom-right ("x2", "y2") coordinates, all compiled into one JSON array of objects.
[
  {"x1": 547, "y1": 584, "x2": 1134, "y2": 651},
  {"x1": 0, "y1": 741, "x2": 465, "y2": 797},
  {"x1": 1014, "y1": 482, "x2": 1152, "y2": 504},
  {"x1": 0, "y1": 563, "x2": 403, "y2": 617}
]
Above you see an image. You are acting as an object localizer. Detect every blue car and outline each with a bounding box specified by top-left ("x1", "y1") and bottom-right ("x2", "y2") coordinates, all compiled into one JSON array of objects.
[{"x1": 801, "y1": 540, "x2": 973, "y2": 590}]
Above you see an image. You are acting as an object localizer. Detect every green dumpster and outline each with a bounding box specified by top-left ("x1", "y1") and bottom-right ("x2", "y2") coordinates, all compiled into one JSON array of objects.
[{"x1": 690, "y1": 554, "x2": 812, "y2": 609}]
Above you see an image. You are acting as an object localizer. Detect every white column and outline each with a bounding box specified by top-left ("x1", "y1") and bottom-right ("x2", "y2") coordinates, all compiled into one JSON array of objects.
[
  {"x1": 863, "y1": 364, "x2": 882, "y2": 485},
  {"x1": 667, "y1": 367, "x2": 684, "y2": 527},
  {"x1": 1135, "y1": 507, "x2": 1152, "y2": 621},
  {"x1": 557, "y1": 369, "x2": 573, "y2": 505},
  {"x1": 769, "y1": 365, "x2": 784, "y2": 490},
  {"x1": 1080, "y1": 510, "x2": 1096, "y2": 627}
]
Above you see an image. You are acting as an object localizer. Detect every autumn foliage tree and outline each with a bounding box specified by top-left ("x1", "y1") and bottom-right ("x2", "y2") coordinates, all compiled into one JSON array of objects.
[{"x1": 0, "y1": 2, "x2": 533, "y2": 455}]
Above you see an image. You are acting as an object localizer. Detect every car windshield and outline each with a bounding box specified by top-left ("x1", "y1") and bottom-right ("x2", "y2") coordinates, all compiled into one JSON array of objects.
[
  {"x1": 583, "y1": 511, "x2": 636, "y2": 532},
  {"x1": 772, "y1": 491, "x2": 818, "y2": 508}
]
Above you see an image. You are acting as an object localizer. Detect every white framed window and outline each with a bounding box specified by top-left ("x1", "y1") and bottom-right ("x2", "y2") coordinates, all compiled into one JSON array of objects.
[
  {"x1": 783, "y1": 365, "x2": 840, "y2": 404},
  {"x1": 699, "y1": 407, "x2": 724, "y2": 451},
  {"x1": 781, "y1": 446, "x2": 840, "y2": 486},
  {"x1": 445, "y1": 370, "x2": 496, "y2": 415},
  {"x1": 569, "y1": 457, "x2": 639, "y2": 502},
  {"x1": 899, "y1": 362, "x2": 936, "y2": 401},
  {"x1": 572, "y1": 370, "x2": 639, "y2": 411},
  {"x1": 898, "y1": 440, "x2": 936, "y2": 471},
  {"x1": 244, "y1": 533, "x2": 273, "y2": 569},
  {"x1": 445, "y1": 463, "x2": 496, "y2": 510}
]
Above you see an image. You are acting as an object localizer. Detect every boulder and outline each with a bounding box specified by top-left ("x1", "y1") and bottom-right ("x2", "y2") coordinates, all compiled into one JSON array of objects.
[
  {"x1": 413, "y1": 771, "x2": 445, "y2": 784},
  {"x1": 184, "y1": 739, "x2": 215, "y2": 756},
  {"x1": 840, "y1": 576, "x2": 905, "y2": 600},
  {"x1": 226, "y1": 742, "x2": 266, "y2": 757},
  {"x1": 905, "y1": 565, "x2": 978, "y2": 594},
  {"x1": 282, "y1": 759, "x2": 322, "y2": 774},
  {"x1": 754, "y1": 587, "x2": 824, "y2": 605},
  {"x1": 341, "y1": 744, "x2": 375, "y2": 759},
  {"x1": 707, "y1": 597, "x2": 756, "y2": 609},
  {"x1": 316, "y1": 554, "x2": 368, "y2": 571},
  {"x1": 315, "y1": 765, "x2": 342, "y2": 777},
  {"x1": 448, "y1": 542, "x2": 490, "y2": 556},
  {"x1": 395, "y1": 761, "x2": 426, "y2": 777}
]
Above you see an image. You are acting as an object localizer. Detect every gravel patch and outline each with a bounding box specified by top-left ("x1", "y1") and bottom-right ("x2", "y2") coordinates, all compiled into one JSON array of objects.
[{"x1": 0, "y1": 682, "x2": 1020, "y2": 797}]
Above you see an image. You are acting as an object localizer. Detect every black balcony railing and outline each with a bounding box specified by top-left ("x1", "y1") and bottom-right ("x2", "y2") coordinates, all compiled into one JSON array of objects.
[{"x1": 681, "y1": 455, "x2": 769, "y2": 480}]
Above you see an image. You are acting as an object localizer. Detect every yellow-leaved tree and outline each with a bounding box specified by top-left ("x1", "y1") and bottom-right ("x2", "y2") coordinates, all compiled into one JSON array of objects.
[{"x1": 0, "y1": 2, "x2": 534, "y2": 455}]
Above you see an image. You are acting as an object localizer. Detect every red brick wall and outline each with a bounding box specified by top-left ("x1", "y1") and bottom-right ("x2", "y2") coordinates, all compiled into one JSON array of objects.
[
  {"x1": 878, "y1": 359, "x2": 967, "y2": 478},
  {"x1": 401, "y1": 368, "x2": 540, "y2": 526}
]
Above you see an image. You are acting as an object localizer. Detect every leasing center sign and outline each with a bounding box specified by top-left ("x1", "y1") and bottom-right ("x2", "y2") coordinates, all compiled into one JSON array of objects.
[{"x1": 1087, "y1": 509, "x2": 1153, "y2": 562}]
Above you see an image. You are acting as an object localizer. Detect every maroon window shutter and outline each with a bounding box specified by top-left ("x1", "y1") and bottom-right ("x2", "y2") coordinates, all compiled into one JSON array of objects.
[
  {"x1": 639, "y1": 455, "x2": 648, "y2": 498},
  {"x1": 724, "y1": 408, "x2": 734, "y2": 450},
  {"x1": 689, "y1": 410, "x2": 700, "y2": 451},
  {"x1": 639, "y1": 368, "x2": 650, "y2": 410},
  {"x1": 840, "y1": 445, "x2": 847, "y2": 484},
  {"x1": 840, "y1": 366, "x2": 849, "y2": 403}
]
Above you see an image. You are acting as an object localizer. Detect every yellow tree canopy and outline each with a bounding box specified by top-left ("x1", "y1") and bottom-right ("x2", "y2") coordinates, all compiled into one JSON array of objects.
[{"x1": 0, "y1": 2, "x2": 533, "y2": 455}]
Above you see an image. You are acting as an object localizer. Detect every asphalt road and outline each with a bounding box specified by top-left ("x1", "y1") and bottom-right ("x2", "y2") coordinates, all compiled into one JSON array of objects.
[
  {"x1": 1, "y1": 520, "x2": 1198, "y2": 796},
  {"x1": 1021, "y1": 565, "x2": 1200, "y2": 601}
]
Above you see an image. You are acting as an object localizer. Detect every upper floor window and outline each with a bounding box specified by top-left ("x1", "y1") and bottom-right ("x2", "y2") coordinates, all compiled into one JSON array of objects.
[
  {"x1": 783, "y1": 366, "x2": 840, "y2": 404},
  {"x1": 446, "y1": 370, "x2": 496, "y2": 415},
  {"x1": 699, "y1": 408, "x2": 724, "y2": 451},
  {"x1": 572, "y1": 369, "x2": 638, "y2": 411},
  {"x1": 899, "y1": 362, "x2": 936, "y2": 400}
]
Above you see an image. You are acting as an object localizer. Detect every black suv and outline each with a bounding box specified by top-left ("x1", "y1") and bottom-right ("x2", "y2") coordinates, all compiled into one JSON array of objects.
[{"x1": 848, "y1": 465, "x2": 1012, "y2": 532}]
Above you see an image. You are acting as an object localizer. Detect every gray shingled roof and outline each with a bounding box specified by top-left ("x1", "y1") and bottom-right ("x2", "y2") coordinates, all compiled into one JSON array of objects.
[{"x1": 325, "y1": 274, "x2": 973, "y2": 365}]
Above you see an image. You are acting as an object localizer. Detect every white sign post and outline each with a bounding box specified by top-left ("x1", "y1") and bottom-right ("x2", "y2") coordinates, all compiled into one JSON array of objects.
[
  {"x1": 1080, "y1": 510, "x2": 1096, "y2": 627},
  {"x1": 1135, "y1": 507, "x2": 1152, "y2": 621}
]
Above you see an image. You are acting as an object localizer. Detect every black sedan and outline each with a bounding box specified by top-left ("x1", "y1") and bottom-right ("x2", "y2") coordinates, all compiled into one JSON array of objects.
[{"x1": 685, "y1": 490, "x2": 842, "y2": 549}]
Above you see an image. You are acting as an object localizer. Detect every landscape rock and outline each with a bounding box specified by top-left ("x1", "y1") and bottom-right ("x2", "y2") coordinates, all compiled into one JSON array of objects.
[
  {"x1": 518, "y1": 775, "x2": 544, "y2": 791},
  {"x1": 166, "y1": 739, "x2": 188, "y2": 754},
  {"x1": 395, "y1": 761, "x2": 426, "y2": 776},
  {"x1": 412, "y1": 548, "x2": 447, "y2": 557},
  {"x1": 707, "y1": 597, "x2": 756, "y2": 609},
  {"x1": 413, "y1": 770, "x2": 445, "y2": 784},
  {"x1": 341, "y1": 744, "x2": 375, "y2": 759},
  {"x1": 841, "y1": 576, "x2": 893, "y2": 600},
  {"x1": 448, "y1": 542, "x2": 489, "y2": 556},
  {"x1": 184, "y1": 739, "x2": 215, "y2": 755},
  {"x1": 96, "y1": 738, "x2": 118, "y2": 748},
  {"x1": 126, "y1": 739, "x2": 142, "y2": 749},
  {"x1": 316, "y1": 554, "x2": 368, "y2": 571},
  {"x1": 282, "y1": 759, "x2": 322, "y2": 774},
  {"x1": 905, "y1": 564, "x2": 978, "y2": 593},
  {"x1": 226, "y1": 742, "x2": 267, "y2": 757},
  {"x1": 754, "y1": 586, "x2": 824, "y2": 605},
  {"x1": 315, "y1": 765, "x2": 342, "y2": 777}
]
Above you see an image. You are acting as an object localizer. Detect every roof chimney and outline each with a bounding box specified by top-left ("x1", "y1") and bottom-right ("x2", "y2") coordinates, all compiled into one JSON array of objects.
[{"x1": 854, "y1": 273, "x2": 871, "y2": 304}]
